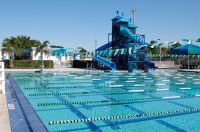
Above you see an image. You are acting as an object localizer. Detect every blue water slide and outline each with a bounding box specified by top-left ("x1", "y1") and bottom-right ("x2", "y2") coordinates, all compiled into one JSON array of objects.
[
  {"x1": 120, "y1": 27, "x2": 145, "y2": 44},
  {"x1": 144, "y1": 60, "x2": 156, "y2": 69},
  {"x1": 94, "y1": 43, "x2": 116, "y2": 71},
  {"x1": 95, "y1": 43, "x2": 112, "y2": 51},
  {"x1": 93, "y1": 55, "x2": 116, "y2": 71}
]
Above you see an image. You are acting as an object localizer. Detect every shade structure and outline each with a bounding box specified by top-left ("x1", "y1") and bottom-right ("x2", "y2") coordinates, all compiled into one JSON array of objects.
[
  {"x1": 170, "y1": 44, "x2": 200, "y2": 55},
  {"x1": 51, "y1": 48, "x2": 66, "y2": 57},
  {"x1": 196, "y1": 38, "x2": 200, "y2": 43},
  {"x1": 170, "y1": 44, "x2": 200, "y2": 69}
]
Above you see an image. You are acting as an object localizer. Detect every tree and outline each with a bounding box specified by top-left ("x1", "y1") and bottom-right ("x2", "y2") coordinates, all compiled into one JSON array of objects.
[
  {"x1": 2, "y1": 35, "x2": 40, "y2": 60},
  {"x1": 2, "y1": 38, "x2": 15, "y2": 68},
  {"x1": 161, "y1": 47, "x2": 169, "y2": 54},
  {"x1": 149, "y1": 40, "x2": 157, "y2": 45},
  {"x1": 76, "y1": 47, "x2": 87, "y2": 60},
  {"x1": 147, "y1": 40, "x2": 158, "y2": 54},
  {"x1": 50, "y1": 45, "x2": 64, "y2": 48},
  {"x1": 171, "y1": 42, "x2": 182, "y2": 48},
  {"x1": 34, "y1": 41, "x2": 50, "y2": 72},
  {"x1": 76, "y1": 47, "x2": 87, "y2": 53}
]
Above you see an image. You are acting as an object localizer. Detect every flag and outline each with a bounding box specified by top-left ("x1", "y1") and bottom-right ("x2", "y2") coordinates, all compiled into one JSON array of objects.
[
  {"x1": 114, "y1": 49, "x2": 119, "y2": 56},
  {"x1": 129, "y1": 47, "x2": 132, "y2": 55},
  {"x1": 121, "y1": 48, "x2": 124, "y2": 55}
]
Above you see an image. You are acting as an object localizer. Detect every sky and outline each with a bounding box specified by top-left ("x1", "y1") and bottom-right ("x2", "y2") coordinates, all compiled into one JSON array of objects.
[{"x1": 0, "y1": 0, "x2": 200, "y2": 51}]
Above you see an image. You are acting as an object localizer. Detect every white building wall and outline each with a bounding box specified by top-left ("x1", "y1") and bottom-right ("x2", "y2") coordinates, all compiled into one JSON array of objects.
[
  {"x1": 1, "y1": 51, "x2": 10, "y2": 60},
  {"x1": 31, "y1": 48, "x2": 71, "y2": 61},
  {"x1": 0, "y1": 50, "x2": 2, "y2": 61},
  {"x1": 0, "y1": 47, "x2": 74, "y2": 61},
  {"x1": 31, "y1": 50, "x2": 50, "y2": 60}
]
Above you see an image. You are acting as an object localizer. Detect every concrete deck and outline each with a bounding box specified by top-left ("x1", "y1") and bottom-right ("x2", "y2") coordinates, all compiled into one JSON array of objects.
[
  {"x1": 0, "y1": 94, "x2": 11, "y2": 132},
  {"x1": 5, "y1": 68, "x2": 93, "y2": 72},
  {"x1": 177, "y1": 69, "x2": 200, "y2": 73}
]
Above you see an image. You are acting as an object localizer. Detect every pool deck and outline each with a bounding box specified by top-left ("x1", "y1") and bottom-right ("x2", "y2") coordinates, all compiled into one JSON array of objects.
[
  {"x1": 178, "y1": 69, "x2": 200, "y2": 73},
  {"x1": 5, "y1": 68, "x2": 92, "y2": 72},
  {"x1": 0, "y1": 94, "x2": 11, "y2": 132},
  {"x1": 5, "y1": 67, "x2": 180, "y2": 72},
  {"x1": 4, "y1": 68, "x2": 127, "y2": 73}
]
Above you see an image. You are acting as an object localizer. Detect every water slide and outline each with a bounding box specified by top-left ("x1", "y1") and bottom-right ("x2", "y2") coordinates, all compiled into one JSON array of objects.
[
  {"x1": 120, "y1": 27, "x2": 156, "y2": 69},
  {"x1": 93, "y1": 55, "x2": 116, "y2": 71},
  {"x1": 94, "y1": 43, "x2": 116, "y2": 71},
  {"x1": 95, "y1": 43, "x2": 112, "y2": 52},
  {"x1": 144, "y1": 60, "x2": 156, "y2": 69},
  {"x1": 120, "y1": 27, "x2": 145, "y2": 44}
]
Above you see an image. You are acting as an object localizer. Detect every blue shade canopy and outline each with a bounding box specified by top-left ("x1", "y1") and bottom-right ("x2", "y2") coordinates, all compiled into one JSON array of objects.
[
  {"x1": 195, "y1": 38, "x2": 200, "y2": 42},
  {"x1": 182, "y1": 39, "x2": 190, "y2": 42},
  {"x1": 170, "y1": 44, "x2": 200, "y2": 55},
  {"x1": 116, "y1": 18, "x2": 129, "y2": 23},
  {"x1": 112, "y1": 15, "x2": 122, "y2": 21},
  {"x1": 51, "y1": 48, "x2": 66, "y2": 57},
  {"x1": 128, "y1": 23, "x2": 138, "y2": 28}
]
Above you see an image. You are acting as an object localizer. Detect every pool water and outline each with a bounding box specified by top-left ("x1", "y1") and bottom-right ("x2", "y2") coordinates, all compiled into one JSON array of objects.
[{"x1": 12, "y1": 70, "x2": 200, "y2": 131}]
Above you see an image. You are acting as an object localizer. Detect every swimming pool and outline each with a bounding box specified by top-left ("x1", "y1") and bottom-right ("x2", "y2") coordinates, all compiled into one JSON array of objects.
[{"x1": 10, "y1": 70, "x2": 200, "y2": 131}]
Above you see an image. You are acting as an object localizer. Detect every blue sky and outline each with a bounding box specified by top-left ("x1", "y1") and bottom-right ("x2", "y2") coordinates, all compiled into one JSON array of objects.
[{"x1": 0, "y1": 0, "x2": 199, "y2": 51}]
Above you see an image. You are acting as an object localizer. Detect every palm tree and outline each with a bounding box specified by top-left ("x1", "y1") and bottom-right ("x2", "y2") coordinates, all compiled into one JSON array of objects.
[
  {"x1": 2, "y1": 36, "x2": 40, "y2": 61},
  {"x1": 2, "y1": 37, "x2": 15, "y2": 68},
  {"x1": 76, "y1": 47, "x2": 87, "y2": 60},
  {"x1": 147, "y1": 40, "x2": 157, "y2": 53},
  {"x1": 171, "y1": 42, "x2": 182, "y2": 48},
  {"x1": 34, "y1": 41, "x2": 50, "y2": 72}
]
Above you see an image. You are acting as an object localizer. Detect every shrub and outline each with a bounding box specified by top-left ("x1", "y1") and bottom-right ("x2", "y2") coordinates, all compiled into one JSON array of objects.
[
  {"x1": 73, "y1": 60, "x2": 93, "y2": 68},
  {"x1": 3, "y1": 60, "x2": 53, "y2": 69},
  {"x1": 3, "y1": 60, "x2": 10, "y2": 68}
]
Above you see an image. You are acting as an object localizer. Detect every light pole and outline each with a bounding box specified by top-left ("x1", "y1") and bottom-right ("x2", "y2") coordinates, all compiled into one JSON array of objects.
[
  {"x1": 160, "y1": 46, "x2": 162, "y2": 64},
  {"x1": 130, "y1": 8, "x2": 136, "y2": 24},
  {"x1": 95, "y1": 40, "x2": 97, "y2": 56},
  {"x1": 158, "y1": 39, "x2": 162, "y2": 64}
]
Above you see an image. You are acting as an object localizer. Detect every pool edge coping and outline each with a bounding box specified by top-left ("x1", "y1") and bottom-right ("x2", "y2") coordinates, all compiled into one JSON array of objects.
[{"x1": 6, "y1": 73, "x2": 48, "y2": 132}]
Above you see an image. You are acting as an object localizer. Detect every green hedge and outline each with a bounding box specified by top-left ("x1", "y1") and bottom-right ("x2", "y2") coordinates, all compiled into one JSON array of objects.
[
  {"x1": 73, "y1": 60, "x2": 93, "y2": 68},
  {"x1": 3, "y1": 60, "x2": 10, "y2": 68},
  {"x1": 4, "y1": 60, "x2": 53, "y2": 69}
]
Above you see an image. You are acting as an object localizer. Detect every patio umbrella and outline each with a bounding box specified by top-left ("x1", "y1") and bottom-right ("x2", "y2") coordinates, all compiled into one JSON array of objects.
[{"x1": 170, "y1": 44, "x2": 200, "y2": 69}]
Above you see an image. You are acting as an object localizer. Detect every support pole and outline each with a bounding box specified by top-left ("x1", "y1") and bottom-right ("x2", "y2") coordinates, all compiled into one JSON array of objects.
[
  {"x1": 95, "y1": 40, "x2": 98, "y2": 58},
  {"x1": 160, "y1": 46, "x2": 162, "y2": 64},
  {"x1": 130, "y1": 8, "x2": 136, "y2": 24},
  {"x1": 188, "y1": 54, "x2": 189, "y2": 69}
]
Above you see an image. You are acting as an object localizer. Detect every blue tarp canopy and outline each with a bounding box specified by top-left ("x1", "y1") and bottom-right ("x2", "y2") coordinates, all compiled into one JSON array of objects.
[
  {"x1": 116, "y1": 18, "x2": 129, "y2": 23},
  {"x1": 170, "y1": 44, "x2": 200, "y2": 55},
  {"x1": 51, "y1": 48, "x2": 66, "y2": 57},
  {"x1": 112, "y1": 15, "x2": 122, "y2": 21},
  {"x1": 128, "y1": 23, "x2": 138, "y2": 28}
]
